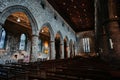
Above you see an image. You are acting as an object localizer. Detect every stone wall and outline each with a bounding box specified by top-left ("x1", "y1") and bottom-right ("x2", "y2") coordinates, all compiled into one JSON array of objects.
[
  {"x1": 101, "y1": 21, "x2": 120, "y2": 61},
  {"x1": 76, "y1": 31, "x2": 95, "y2": 57},
  {"x1": 108, "y1": 21, "x2": 120, "y2": 61},
  {"x1": 0, "y1": 0, "x2": 76, "y2": 63}
]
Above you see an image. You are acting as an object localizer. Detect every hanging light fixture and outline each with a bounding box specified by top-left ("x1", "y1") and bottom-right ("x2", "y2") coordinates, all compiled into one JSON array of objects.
[
  {"x1": 17, "y1": 17, "x2": 21, "y2": 22},
  {"x1": 41, "y1": 29, "x2": 44, "y2": 32},
  {"x1": 17, "y1": 12, "x2": 21, "y2": 22}
]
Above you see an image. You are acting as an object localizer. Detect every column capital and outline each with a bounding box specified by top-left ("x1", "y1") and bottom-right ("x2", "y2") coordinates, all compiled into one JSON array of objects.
[
  {"x1": 50, "y1": 40, "x2": 54, "y2": 42},
  {"x1": 32, "y1": 34, "x2": 39, "y2": 37}
]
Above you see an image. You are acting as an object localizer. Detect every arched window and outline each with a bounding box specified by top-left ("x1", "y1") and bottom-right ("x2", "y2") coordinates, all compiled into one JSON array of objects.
[
  {"x1": 19, "y1": 34, "x2": 27, "y2": 50},
  {"x1": 0, "y1": 28, "x2": 6, "y2": 49},
  {"x1": 82, "y1": 38, "x2": 90, "y2": 53}
]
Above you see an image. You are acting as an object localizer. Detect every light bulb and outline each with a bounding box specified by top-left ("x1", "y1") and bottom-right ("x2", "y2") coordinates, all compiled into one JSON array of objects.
[
  {"x1": 17, "y1": 17, "x2": 21, "y2": 22},
  {"x1": 42, "y1": 30, "x2": 44, "y2": 32}
]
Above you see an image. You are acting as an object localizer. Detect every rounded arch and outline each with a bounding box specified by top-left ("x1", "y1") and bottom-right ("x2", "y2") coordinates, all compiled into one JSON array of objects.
[
  {"x1": 0, "y1": 5, "x2": 38, "y2": 35},
  {"x1": 40, "y1": 22, "x2": 54, "y2": 41}
]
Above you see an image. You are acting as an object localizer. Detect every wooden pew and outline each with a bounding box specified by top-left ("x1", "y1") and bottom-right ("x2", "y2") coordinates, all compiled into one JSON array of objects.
[
  {"x1": 46, "y1": 66, "x2": 111, "y2": 80},
  {"x1": 0, "y1": 63, "x2": 29, "y2": 80},
  {"x1": 39, "y1": 57, "x2": 112, "y2": 80},
  {"x1": 8, "y1": 56, "x2": 114, "y2": 80},
  {"x1": 0, "y1": 68, "x2": 16, "y2": 80}
]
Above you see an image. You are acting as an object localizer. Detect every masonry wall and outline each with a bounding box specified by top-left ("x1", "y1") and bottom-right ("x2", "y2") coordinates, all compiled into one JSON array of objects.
[
  {"x1": 0, "y1": 0, "x2": 76, "y2": 63},
  {"x1": 76, "y1": 31, "x2": 95, "y2": 57}
]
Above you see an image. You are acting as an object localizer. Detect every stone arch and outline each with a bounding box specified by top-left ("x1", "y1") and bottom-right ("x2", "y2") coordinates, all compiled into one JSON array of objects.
[
  {"x1": 38, "y1": 23, "x2": 55, "y2": 60},
  {"x1": 0, "y1": 5, "x2": 38, "y2": 35},
  {"x1": 40, "y1": 22, "x2": 54, "y2": 41},
  {"x1": 40, "y1": 23, "x2": 55, "y2": 60},
  {"x1": 56, "y1": 31, "x2": 63, "y2": 43},
  {"x1": 0, "y1": 5, "x2": 38, "y2": 62},
  {"x1": 55, "y1": 31, "x2": 64, "y2": 59}
]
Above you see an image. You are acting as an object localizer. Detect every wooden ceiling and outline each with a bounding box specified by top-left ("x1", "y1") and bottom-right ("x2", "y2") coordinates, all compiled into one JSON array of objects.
[
  {"x1": 4, "y1": 0, "x2": 95, "y2": 35},
  {"x1": 47, "y1": 0, "x2": 94, "y2": 33}
]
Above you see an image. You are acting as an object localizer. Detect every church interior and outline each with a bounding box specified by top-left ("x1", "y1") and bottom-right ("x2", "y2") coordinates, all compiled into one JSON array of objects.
[{"x1": 0, "y1": 0, "x2": 120, "y2": 80}]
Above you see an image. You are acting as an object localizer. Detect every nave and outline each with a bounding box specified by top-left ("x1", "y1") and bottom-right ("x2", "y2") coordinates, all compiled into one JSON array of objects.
[
  {"x1": 0, "y1": 0, "x2": 120, "y2": 80},
  {"x1": 0, "y1": 56, "x2": 120, "y2": 80}
]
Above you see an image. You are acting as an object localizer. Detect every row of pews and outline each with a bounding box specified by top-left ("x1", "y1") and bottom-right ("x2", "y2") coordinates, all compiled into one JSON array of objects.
[
  {"x1": 27, "y1": 57, "x2": 115, "y2": 80},
  {"x1": 0, "y1": 56, "x2": 120, "y2": 80},
  {"x1": 0, "y1": 62, "x2": 28, "y2": 80}
]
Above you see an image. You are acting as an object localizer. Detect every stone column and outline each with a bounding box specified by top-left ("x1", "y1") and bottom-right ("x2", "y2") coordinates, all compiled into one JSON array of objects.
[
  {"x1": 30, "y1": 34, "x2": 39, "y2": 62},
  {"x1": 50, "y1": 40, "x2": 55, "y2": 60},
  {"x1": 94, "y1": 0, "x2": 99, "y2": 53},
  {"x1": 74, "y1": 45, "x2": 77, "y2": 56},
  {"x1": 67, "y1": 44, "x2": 70, "y2": 58},
  {"x1": 107, "y1": 0, "x2": 120, "y2": 60},
  {"x1": 60, "y1": 42, "x2": 64, "y2": 59},
  {"x1": 72, "y1": 44, "x2": 75, "y2": 57},
  {"x1": 73, "y1": 44, "x2": 75, "y2": 57}
]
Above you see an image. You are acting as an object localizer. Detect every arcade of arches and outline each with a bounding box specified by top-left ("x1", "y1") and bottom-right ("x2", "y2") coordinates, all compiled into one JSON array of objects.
[
  {"x1": 0, "y1": 0, "x2": 120, "y2": 64},
  {"x1": 0, "y1": 11, "x2": 76, "y2": 63}
]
